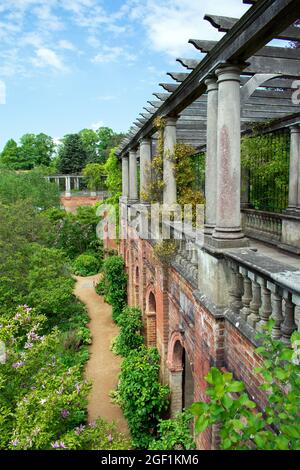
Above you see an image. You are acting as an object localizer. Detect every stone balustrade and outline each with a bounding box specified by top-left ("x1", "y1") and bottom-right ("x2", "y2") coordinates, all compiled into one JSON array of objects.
[
  {"x1": 225, "y1": 249, "x2": 300, "y2": 345},
  {"x1": 242, "y1": 209, "x2": 282, "y2": 244}
]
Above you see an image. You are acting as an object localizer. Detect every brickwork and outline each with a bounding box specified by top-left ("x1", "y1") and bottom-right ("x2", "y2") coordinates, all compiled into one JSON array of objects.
[{"x1": 120, "y1": 230, "x2": 269, "y2": 449}]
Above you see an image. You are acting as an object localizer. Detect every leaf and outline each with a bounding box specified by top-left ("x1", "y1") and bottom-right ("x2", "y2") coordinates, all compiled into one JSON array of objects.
[
  {"x1": 227, "y1": 381, "x2": 244, "y2": 393},
  {"x1": 190, "y1": 402, "x2": 207, "y2": 416},
  {"x1": 254, "y1": 434, "x2": 266, "y2": 449},
  {"x1": 222, "y1": 438, "x2": 232, "y2": 450},
  {"x1": 195, "y1": 417, "x2": 209, "y2": 434},
  {"x1": 222, "y1": 394, "x2": 234, "y2": 410}
]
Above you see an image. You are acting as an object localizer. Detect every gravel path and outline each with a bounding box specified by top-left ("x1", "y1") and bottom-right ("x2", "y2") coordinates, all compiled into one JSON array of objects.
[{"x1": 74, "y1": 274, "x2": 128, "y2": 434}]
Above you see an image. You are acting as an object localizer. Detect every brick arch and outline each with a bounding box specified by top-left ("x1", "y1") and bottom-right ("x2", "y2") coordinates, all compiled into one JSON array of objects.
[
  {"x1": 167, "y1": 331, "x2": 184, "y2": 372},
  {"x1": 145, "y1": 287, "x2": 157, "y2": 347},
  {"x1": 167, "y1": 331, "x2": 195, "y2": 417}
]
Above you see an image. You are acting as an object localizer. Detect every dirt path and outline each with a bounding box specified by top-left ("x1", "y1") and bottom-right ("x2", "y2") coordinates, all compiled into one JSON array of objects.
[{"x1": 74, "y1": 274, "x2": 128, "y2": 434}]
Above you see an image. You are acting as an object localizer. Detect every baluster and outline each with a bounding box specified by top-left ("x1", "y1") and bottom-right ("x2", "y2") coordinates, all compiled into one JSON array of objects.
[
  {"x1": 281, "y1": 292, "x2": 297, "y2": 345},
  {"x1": 239, "y1": 267, "x2": 252, "y2": 322},
  {"x1": 267, "y1": 282, "x2": 284, "y2": 339},
  {"x1": 229, "y1": 263, "x2": 243, "y2": 315},
  {"x1": 257, "y1": 277, "x2": 272, "y2": 331},
  {"x1": 190, "y1": 244, "x2": 198, "y2": 279},
  {"x1": 293, "y1": 294, "x2": 300, "y2": 332},
  {"x1": 247, "y1": 273, "x2": 261, "y2": 329}
]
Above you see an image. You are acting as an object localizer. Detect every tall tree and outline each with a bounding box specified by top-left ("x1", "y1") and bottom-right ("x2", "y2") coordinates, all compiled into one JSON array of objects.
[
  {"x1": 0, "y1": 139, "x2": 19, "y2": 169},
  {"x1": 97, "y1": 127, "x2": 126, "y2": 162},
  {"x1": 34, "y1": 133, "x2": 55, "y2": 166},
  {"x1": 58, "y1": 133, "x2": 88, "y2": 174},
  {"x1": 79, "y1": 129, "x2": 99, "y2": 163}
]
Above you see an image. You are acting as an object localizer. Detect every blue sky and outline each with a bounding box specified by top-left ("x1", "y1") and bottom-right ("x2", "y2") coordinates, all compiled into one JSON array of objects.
[{"x1": 0, "y1": 0, "x2": 250, "y2": 150}]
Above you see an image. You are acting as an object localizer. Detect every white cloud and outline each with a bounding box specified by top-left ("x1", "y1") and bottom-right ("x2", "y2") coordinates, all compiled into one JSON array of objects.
[
  {"x1": 58, "y1": 39, "x2": 76, "y2": 51},
  {"x1": 90, "y1": 121, "x2": 104, "y2": 131},
  {"x1": 31, "y1": 47, "x2": 67, "y2": 71},
  {"x1": 92, "y1": 46, "x2": 136, "y2": 64},
  {"x1": 126, "y1": 0, "x2": 250, "y2": 57}
]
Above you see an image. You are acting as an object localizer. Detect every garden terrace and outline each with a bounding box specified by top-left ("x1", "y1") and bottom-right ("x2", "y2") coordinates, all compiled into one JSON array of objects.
[{"x1": 115, "y1": 0, "x2": 300, "y2": 449}]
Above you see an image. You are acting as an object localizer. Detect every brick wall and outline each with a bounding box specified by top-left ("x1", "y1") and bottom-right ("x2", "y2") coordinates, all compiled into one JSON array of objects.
[{"x1": 120, "y1": 233, "x2": 268, "y2": 450}]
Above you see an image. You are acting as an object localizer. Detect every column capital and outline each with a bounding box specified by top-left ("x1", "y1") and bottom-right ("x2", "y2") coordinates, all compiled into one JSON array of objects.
[
  {"x1": 205, "y1": 76, "x2": 218, "y2": 91},
  {"x1": 164, "y1": 116, "x2": 177, "y2": 127},
  {"x1": 139, "y1": 137, "x2": 151, "y2": 146},
  {"x1": 290, "y1": 125, "x2": 300, "y2": 134},
  {"x1": 215, "y1": 65, "x2": 241, "y2": 83}
]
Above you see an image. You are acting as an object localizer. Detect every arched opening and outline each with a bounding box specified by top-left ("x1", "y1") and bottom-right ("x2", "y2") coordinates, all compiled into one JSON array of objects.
[
  {"x1": 135, "y1": 266, "x2": 139, "y2": 307},
  {"x1": 169, "y1": 338, "x2": 194, "y2": 417},
  {"x1": 146, "y1": 291, "x2": 157, "y2": 347}
]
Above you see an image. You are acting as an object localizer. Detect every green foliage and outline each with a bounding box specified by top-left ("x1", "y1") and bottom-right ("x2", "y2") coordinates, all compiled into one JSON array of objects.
[
  {"x1": 97, "y1": 256, "x2": 127, "y2": 323},
  {"x1": 116, "y1": 346, "x2": 170, "y2": 448},
  {"x1": 103, "y1": 148, "x2": 122, "y2": 197},
  {"x1": 241, "y1": 133, "x2": 289, "y2": 212},
  {"x1": 45, "y1": 205, "x2": 103, "y2": 260},
  {"x1": 0, "y1": 134, "x2": 55, "y2": 170},
  {"x1": 58, "y1": 133, "x2": 88, "y2": 174},
  {"x1": 58, "y1": 418, "x2": 131, "y2": 450},
  {"x1": 82, "y1": 163, "x2": 106, "y2": 191},
  {"x1": 191, "y1": 327, "x2": 300, "y2": 450},
  {"x1": 0, "y1": 170, "x2": 60, "y2": 209},
  {"x1": 112, "y1": 307, "x2": 144, "y2": 357},
  {"x1": 149, "y1": 411, "x2": 195, "y2": 450},
  {"x1": 73, "y1": 253, "x2": 102, "y2": 276}
]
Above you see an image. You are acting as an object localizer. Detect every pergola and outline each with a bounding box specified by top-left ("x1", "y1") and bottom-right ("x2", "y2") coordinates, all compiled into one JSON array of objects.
[{"x1": 118, "y1": 0, "x2": 300, "y2": 250}]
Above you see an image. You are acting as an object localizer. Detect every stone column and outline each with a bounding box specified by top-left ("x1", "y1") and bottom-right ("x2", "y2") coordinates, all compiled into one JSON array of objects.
[
  {"x1": 139, "y1": 138, "x2": 152, "y2": 202},
  {"x1": 75, "y1": 177, "x2": 80, "y2": 191},
  {"x1": 122, "y1": 156, "x2": 129, "y2": 199},
  {"x1": 287, "y1": 125, "x2": 300, "y2": 212},
  {"x1": 212, "y1": 65, "x2": 247, "y2": 248},
  {"x1": 65, "y1": 176, "x2": 71, "y2": 197},
  {"x1": 129, "y1": 150, "x2": 138, "y2": 202},
  {"x1": 163, "y1": 117, "x2": 177, "y2": 205},
  {"x1": 55, "y1": 177, "x2": 60, "y2": 188},
  {"x1": 204, "y1": 77, "x2": 218, "y2": 236}
]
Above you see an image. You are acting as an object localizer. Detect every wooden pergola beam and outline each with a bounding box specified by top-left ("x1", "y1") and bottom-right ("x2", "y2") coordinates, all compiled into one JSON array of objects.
[{"x1": 204, "y1": 13, "x2": 300, "y2": 41}]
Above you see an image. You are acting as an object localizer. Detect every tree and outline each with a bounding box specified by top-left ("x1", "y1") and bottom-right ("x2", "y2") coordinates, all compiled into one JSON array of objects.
[
  {"x1": 79, "y1": 129, "x2": 99, "y2": 163},
  {"x1": 97, "y1": 127, "x2": 125, "y2": 163},
  {"x1": 0, "y1": 139, "x2": 19, "y2": 169},
  {"x1": 82, "y1": 163, "x2": 105, "y2": 191},
  {"x1": 58, "y1": 134, "x2": 88, "y2": 174},
  {"x1": 33, "y1": 133, "x2": 55, "y2": 166}
]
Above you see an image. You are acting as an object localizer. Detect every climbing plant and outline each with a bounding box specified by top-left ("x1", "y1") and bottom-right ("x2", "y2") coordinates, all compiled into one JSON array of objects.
[
  {"x1": 96, "y1": 255, "x2": 127, "y2": 322},
  {"x1": 112, "y1": 307, "x2": 144, "y2": 357},
  {"x1": 241, "y1": 130, "x2": 289, "y2": 212},
  {"x1": 191, "y1": 325, "x2": 300, "y2": 450},
  {"x1": 149, "y1": 410, "x2": 196, "y2": 450},
  {"x1": 114, "y1": 346, "x2": 170, "y2": 449}
]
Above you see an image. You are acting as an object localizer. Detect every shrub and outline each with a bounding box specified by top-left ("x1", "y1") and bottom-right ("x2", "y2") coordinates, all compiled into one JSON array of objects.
[
  {"x1": 58, "y1": 418, "x2": 131, "y2": 450},
  {"x1": 98, "y1": 256, "x2": 127, "y2": 322},
  {"x1": 116, "y1": 346, "x2": 170, "y2": 448},
  {"x1": 191, "y1": 326, "x2": 300, "y2": 450},
  {"x1": 73, "y1": 253, "x2": 101, "y2": 276},
  {"x1": 149, "y1": 411, "x2": 196, "y2": 450},
  {"x1": 113, "y1": 307, "x2": 144, "y2": 357}
]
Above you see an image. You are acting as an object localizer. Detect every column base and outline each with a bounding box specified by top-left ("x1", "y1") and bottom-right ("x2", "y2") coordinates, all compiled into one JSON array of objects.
[
  {"x1": 204, "y1": 224, "x2": 215, "y2": 236},
  {"x1": 284, "y1": 206, "x2": 298, "y2": 215},
  {"x1": 128, "y1": 198, "x2": 139, "y2": 205},
  {"x1": 209, "y1": 232, "x2": 249, "y2": 249}
]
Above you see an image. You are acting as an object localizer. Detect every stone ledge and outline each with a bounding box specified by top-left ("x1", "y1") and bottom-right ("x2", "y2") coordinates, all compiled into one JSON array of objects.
[
  {"x1": 193, "y1": 290, "x2": 225, "y2": 319},
  {"x1": 224, "y1": 309, "x2": 260, "y2": 347}
]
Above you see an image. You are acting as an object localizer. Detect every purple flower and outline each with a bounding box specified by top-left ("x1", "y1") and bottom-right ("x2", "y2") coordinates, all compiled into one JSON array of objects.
[
  {"x1": 107, "y1": 434, "x2": 113, "y2": 443},
  {"x1": 89, "y1": 421, "x2": 96, "y2": 428},
  {"x1": 12, "y1": 361, "x2": 25, "y2": 369},
  {"x1": 75, "y1": 424, "x2": 86, "y2": 435},
  {"x1": 11, "y1": 438, "x2": 19, "y2": 447},
  {"x1": 27, "y1": 331, "x2": 41, "y2": 342},
  {"x1": 51, "y1": 441, "x2": 66, "y2": 449},
  {"x1": 24, "y1": 342, "x2": 33, "y2": 349},
  {"x1": 61, "y1": 409, "x2": 69, "y2": 418},
  {"x1": 75, "y1": 383, "x2": 81, "y2": 394}
]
